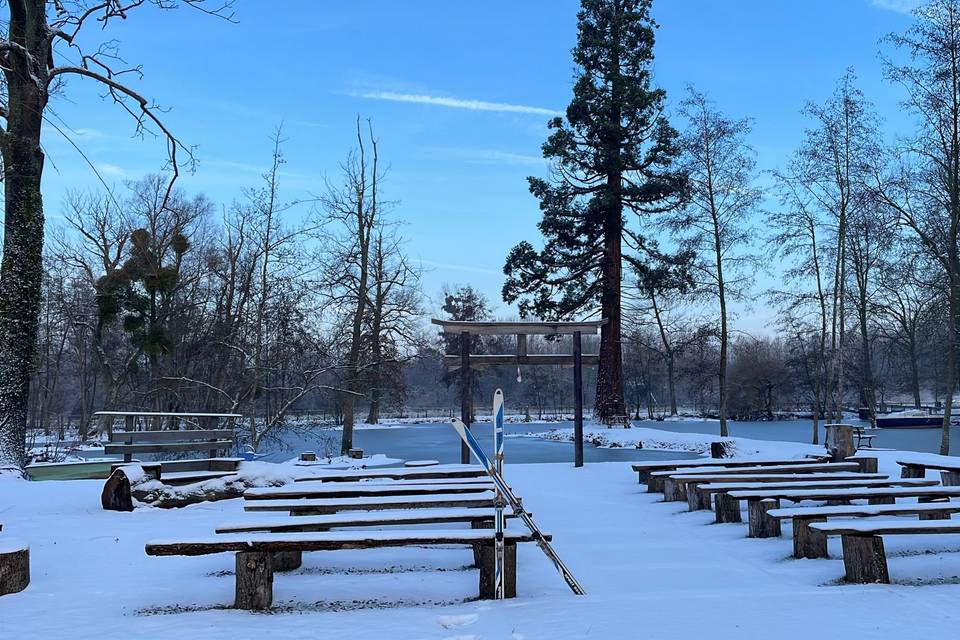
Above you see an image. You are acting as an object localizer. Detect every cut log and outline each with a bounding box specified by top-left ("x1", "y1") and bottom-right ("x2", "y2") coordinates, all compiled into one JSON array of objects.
[
  {"x1": 714, "y1": 493, "x2": 742, "y2": 524},
  {"x1": 747, "y1": 499, "x2": 782, "y2": 538},
  {"x1": 841, "y1": 534, "x2": 889, "y2": 584},
  {"x1": 101, "y1": 468, "x2": 134, "y2": 512},
  {"x1": 900, "y1": 464, "x2": 925, "y2": 479},
  {"x1": 0, "y1": 543, "x2": 29, "y2": 596},
  {"x1": 647, "y1": 475, "x2": 666, "y2": 494},
  {"x1": 711, "y1": 441, "x2": 734, "y2": 459},
  {"x1": 849, "y1": 457, "x2": 878, "y2": 474},
  {"x1": 792, "y1": 517, "x2": 828, "y2": 559},
  {"x1": 825, "y1": 424, "x2": 856, "y2": 462},
  {"x1": 663, "y1": 478, "x2": 685, "y2": 502},
  {"x1": 478, "y1": 542, "x2": 516, "y2": 599},
  {"x1": 235, "y1": 551, "x2": 273, "y2": 610},
  {"x1": 271, "y1": 550, "x2": 302, "y2": 572},
  {"x1": 941, "y1": 470, "x2": 960, "y2": 486}
]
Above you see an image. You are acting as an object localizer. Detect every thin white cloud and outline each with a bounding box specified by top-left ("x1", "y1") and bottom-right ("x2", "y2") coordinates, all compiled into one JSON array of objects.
[
  {"x1": 356, "y1": 90, "x2": 562, "y2": 117},
  {"x1": 96, "y1": 163, "x2": 125, "y2": 178},
  {"x1": 870, "y1": 0, "x2": 921, "y2": 14},
  {"x1": 420, "y1": 258, "x2": 502, "y2": 276},
  {"x1": 423, "y1": 147, "x2": 545, "y2": 167}
]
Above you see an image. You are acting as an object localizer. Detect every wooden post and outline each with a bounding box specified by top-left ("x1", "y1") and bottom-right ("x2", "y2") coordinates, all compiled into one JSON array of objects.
[
  {"x1": 941, "y1": 470, "x2": 960, "y2": 486},
  {"x1": 235, "y1": 551, "x2": 274, "y2": 610},
  {"x1": 793, "y1": 517, "x2": 828, "y2": 559},
  {"x1": 123, "y1": 414, "x2": 134, "y2": 463},
  {"x1": 271, "y1": 550, "x2": 302, "y2": 572},
  {"x1": 662, "y1": 478, "x2": 683, "y2": 502},
  {"x1": 848, "y1": 456, "x2": 878, "y2": 474},
  {"x1": 747, "y1": 498, "x2": 782, "y2": 538},
  {"x1": 573, "y1": 331, "x2": 584, "y2": 468},
  {"x1": 460, "y1": 331, "x2": 471, "y2": 465},
  {"x1": 478, "y1": 541, "x2": 517, "y2": 598},
  {"x1": 841, "y1": 534, "x2": 889, "y2": 584}
]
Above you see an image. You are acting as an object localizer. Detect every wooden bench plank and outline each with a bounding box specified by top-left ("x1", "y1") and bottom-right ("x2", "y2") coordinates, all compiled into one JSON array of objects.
[
  {"x1": 631, "y1": 456, "x2": 828, "y2": 482},
  {"x1": 245, "y1": 494, "x2": 498, "y2": 514},
  {"x1": 294, "y1": 465, "x2": 487, "y2": 483},
  {"x1": 667, "y1": 473, "x2": 888, "y2": 506},
  {"x1": 108, "y1": 429, "x2": 234, "y2": 443},
  {"x1": 216, "y1": 509, "x2": 518, "y2": 534},
  {"x1": 728, "y1": 484, "x2": 955, "y2": 501},
  {"x1": 652, "y1": 462, "x2": 861, "y2": 479},
  {"x1": 244, "y1": 483, "x2": 494, "y2": 500},
  {"x1": 810, "y1": 519, "x2": 960, "y2": 536},
  {"x1": 104, "y1": 440, "x2": 234, "y2": 454}
]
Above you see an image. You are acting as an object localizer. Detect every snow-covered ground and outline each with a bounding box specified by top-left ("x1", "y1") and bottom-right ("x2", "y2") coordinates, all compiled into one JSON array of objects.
[{"x1": 2, "y1": 433, "x2": 960, "y2": 639}]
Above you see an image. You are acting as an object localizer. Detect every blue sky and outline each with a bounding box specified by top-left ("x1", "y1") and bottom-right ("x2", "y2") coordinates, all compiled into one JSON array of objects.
[{"x1": 40, "y1": 0, "x2": 919, "y2": 323}]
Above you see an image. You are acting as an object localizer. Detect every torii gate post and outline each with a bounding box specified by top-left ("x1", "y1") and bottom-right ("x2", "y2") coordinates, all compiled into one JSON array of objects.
[{"x1": 434, "y1": 319, "x2": 603, "y2": 468}]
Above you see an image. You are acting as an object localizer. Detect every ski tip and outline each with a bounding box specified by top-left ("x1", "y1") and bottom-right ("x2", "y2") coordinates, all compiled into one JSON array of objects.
[{"x1": 495, "y1": 388, "x2": 503, "y2": 398}]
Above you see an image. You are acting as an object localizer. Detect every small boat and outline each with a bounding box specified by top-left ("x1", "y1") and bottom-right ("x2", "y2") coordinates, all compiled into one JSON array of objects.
[
  {"x1": 876, "y1": 410, "x2": 946, "y2": 429},
  {"x1": 25, "y1": 458, "x2": 125, "y2": 481}
]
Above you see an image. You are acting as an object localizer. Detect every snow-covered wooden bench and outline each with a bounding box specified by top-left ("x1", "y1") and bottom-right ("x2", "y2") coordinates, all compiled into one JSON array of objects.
[
  {"x1": 244, "y1": 481, "x2": 494, "y2": 501},
  {"x1": 244, "y1": 493, "x2": 499, "y2": 516},
  {"x1": 145, "y1": 529, "x2": 548, "y2": 608},
  {"x1": 632, "y1": 456, "x2": 828, "y2": 486},
  {"x1": 708, "y1": 478, "x2": 938, "y2": 523},
  {"x1": 898, "y1": 458, "x2": 960, "y2": 485},
  {"x1": 809, "y1": 520, "x2": 960, "y2": 583},
  {"x1": 728, "y1": 484, "x2": 955, "y2": 538},
  {"x1": 217, "y1": 508, "x2": 519, "y2": 535},
  {"x1": 654, "y1": 461, "x2": 863, "y2": 499},
  {"x1": 294, "y1": 464, "x2": 488, "y2": 483},
  {"x1": 765, "y1": 502, "x2": 960, "y2": 559},
  {"x1": 666, "y1": 472, "x2": 886, "y2": 507}
]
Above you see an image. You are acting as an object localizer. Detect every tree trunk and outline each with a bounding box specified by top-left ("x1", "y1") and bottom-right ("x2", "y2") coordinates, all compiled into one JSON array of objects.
[
  {"x1": 943, "y1": 275, "x2": 959, "y2": 456},
  {"x1": 0, "y1": 21, "x2": 48, "y2": 467},
  {"x1": 909, "y1": 335, "x2": 922, "y2": 409},
  {"x1": 666, "y1": 355, "x2": 677, "y2": 416},
  {"x1": 596, "y1": 189, "x2": 626, "y2": 424}
]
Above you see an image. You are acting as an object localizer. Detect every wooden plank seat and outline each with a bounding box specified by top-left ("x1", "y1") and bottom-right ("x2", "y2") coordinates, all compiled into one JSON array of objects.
[
  {"x1": 145, "y1": 529, "x2": 548, "y2": 608},
  {"x1": 654, "y1": 462, "x2": 863, "y2": 498},
  {"x1": 294, "y1": 464, "x2": 487, "y2": 483},
  {"x1": 809, "y1": 520, "x2": 960, "y2": 583},
  {"x1": 104, "y1": 429, "x2": 234, "y2": 458},
  {"x1": 662, "y1": 472, "x2": 887, "y2": 505},
  {"x1": 216, "y1": 508, "x2": 520, "y2": 534},
  {"x1": 109, "y1": 457, "x2": 244, "y2": 486},
  {"x1": 705, "y1": 479, "x2": 935, "y2": 522},
  {"x1": 728, "y1": 485, "x2": 956, "y2": 538},
  {"x1": 632, "y1": 456, "x2": 829, "y2": 485},
  {"x1": 766, "y1": 503, "x2": 960, "y2": 559},
  {"x1": 244, "y1": 482, "x2": 494, "y2": 501},
  {"x1": 245, "y1": 493, "x2": 499, "y2": 516},
  {"x1": 898, "y1": 458, "x2": 960, "y2": 485}
]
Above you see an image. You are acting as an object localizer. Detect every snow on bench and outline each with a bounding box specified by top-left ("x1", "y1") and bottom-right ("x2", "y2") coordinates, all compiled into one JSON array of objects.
[
  {"x1": 897, "y1": 454, "x2": 960, "y2": 485},
  {"x1": 216, "y1": 508, "x2": 519, "y2": 534},
  {"x1": 631, "y1": 456, "x2": 828, "y2": 483},
  {"x1": 765, "y1": 502, "x2": 960, "y2": 559},
  {"x1": 244, "y1": 482, "x2": 494, "y2": 501},
  {"x1": 145, "y1": 529, "x2": 548, "y2": 608},
  {"x1": 661, "y1": 472, "x2": 887, "y2": 505},
  {"x1": 809, "y1": 519, "x2": 960, "y2": 583},
  {"x1": 244, "y1": 492, "x2": 498, "y2": 515},
  {"x1": 294, "y1": 464, "x2": 487, "y2": 483},
  {"x1": 727, "y1": 484, "x2": 952, "y2": 539}
]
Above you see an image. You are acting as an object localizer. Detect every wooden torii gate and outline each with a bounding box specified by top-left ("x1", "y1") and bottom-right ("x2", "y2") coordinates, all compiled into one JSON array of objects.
[{"x1": 432, "y1": 319, "x2": 604, "y2": 467}]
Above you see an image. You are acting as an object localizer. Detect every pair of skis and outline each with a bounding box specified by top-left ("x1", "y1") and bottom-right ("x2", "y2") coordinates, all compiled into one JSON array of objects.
[{"x1": 450, "y1": 390, "x2": 585, "y2": 596}]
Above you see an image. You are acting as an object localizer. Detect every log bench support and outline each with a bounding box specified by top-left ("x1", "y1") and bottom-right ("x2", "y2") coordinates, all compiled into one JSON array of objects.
[
  {"x1": 792, "y1": 517, "x2": 828, "y2": 559},
  {"x1": 663, "y1": 478, "x2": 685, "y2": 502},
  {"x1": 747, "y1": 499, "x2": 781, "y2": 538},
  {"x1": 715, "y1": 493, "x2": 742, "y2": 523},
  {"x1": 478, "y1": 542, "x2": 517, "y2": 599},
  {"x1": 236, "y1": 551, "x2": 274, "y2": 610},
  {"x1": 900, "y1": 464, "x2": 925, "y2": 479},
  {"x1": 941, "y1": 470, "x2": 960, "y2": 486},
  {"x1": 271, "y1": 550, "x2": 302, "y2": 572},
  {"x1": 841, "y1": 534, "x2": 889, "y2": 584}
]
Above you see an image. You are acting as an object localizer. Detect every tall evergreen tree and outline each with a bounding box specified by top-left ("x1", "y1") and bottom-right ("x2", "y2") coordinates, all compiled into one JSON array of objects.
[{"x1": 503, "y1": 0, "x2": 687, "y2": 423}]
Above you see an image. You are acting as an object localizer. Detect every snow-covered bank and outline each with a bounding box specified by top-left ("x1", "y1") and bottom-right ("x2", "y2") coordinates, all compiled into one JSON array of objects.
[
  {"x1": 2, "y1": 459, "x2": 960, "y2": 639},
  {"x1": 513, "y1": 425, "x2": 825, "y2": 458}
]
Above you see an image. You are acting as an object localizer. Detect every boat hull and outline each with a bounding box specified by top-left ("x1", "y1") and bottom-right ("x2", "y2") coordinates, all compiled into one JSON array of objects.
[
  {"x1": 875, "y1": 416, "x2": 945, "y2": 429},
  {"x1": 25, "y1": 459, "x2": 123, "y2": 481}
]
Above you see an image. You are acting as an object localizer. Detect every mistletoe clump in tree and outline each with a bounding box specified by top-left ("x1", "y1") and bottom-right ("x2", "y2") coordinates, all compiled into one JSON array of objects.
[
  {"x1": 96, "y1": 228, "x2": 189, "y2": 391},
  {"x1": 503, "y1": 0, "x2": 687, "y2": 423}
]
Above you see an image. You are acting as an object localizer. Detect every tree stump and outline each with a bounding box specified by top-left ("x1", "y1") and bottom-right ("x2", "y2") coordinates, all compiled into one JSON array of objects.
[
  {"x1": 941, "y1": 470, "x2": 960, "y2": 486},
  {"x1": 647, "y1": 475, "x2": 666, "y2": 494},
  {"x1": 711, "y1": 441, "x2": 734, "y2": 459},
  {"x1": 685, "y1": 484, "x2": 711, "y2": 511},
  {"x1": 747, "y1": 499, "x2": 782, "y2": 538},
  {"x1": 636, "y1": 470, "x2": 651, "y2": 483},
  {"x1": 0, "y1": 542, "x2": 29, "y2": 596},
  {"x1": 478, "y1": 541, "x2": 517, "y2": 599},
  {"x1": 825, "y1": 424, "x2": 856, "y2": 462},
  {"x1": 900, "y1": 463, "x2": 925, "y2": 479},
  {"x1": 663, "y1": 478, "x2": 685, "y2": 502},
  {"x1": 714, "y1": 493, "x2": 742, "y2": 523},
  {"x1": 849, "y1": 456, "x2": 878, "y2": 474},
  {"x1": 792, "y1": 517, "x2": 828, "y2": 559},
  {"x1": 272, "y1": 550, "x2": 302, "y2": 571},
  {"x1": 841, "y1": 534, "x2": 889, "y2": 583},
  {"x1": 101, "y1": 468, "x2": 134, "y2": 512},
  {"x1": 235, "y1": 551, "x2": 273, "y2": 610}
]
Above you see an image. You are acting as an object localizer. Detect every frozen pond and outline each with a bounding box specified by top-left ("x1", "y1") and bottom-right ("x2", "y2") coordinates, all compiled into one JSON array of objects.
[{"x1": 258, "y1": 417, "x2": 960, "y2": 464}]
